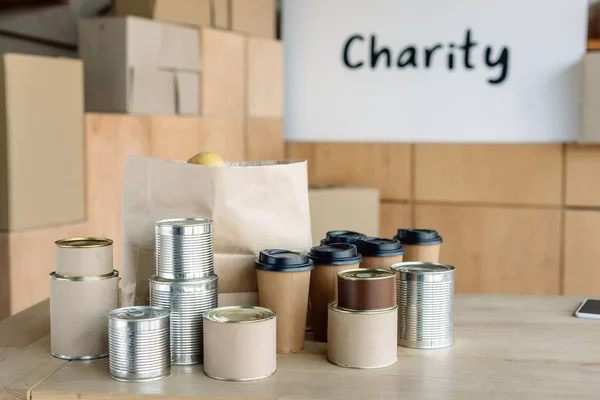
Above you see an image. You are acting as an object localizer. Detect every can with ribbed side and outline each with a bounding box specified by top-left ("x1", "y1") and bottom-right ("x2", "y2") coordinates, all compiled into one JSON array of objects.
[
  {"x1": 391, "y1": 262, "x2": 455, "y2": 349},
  {"x1": 155, "y1": 218, "x2": 214, "y2": 280},
  {"x1": 108, "y1": 306, "x2": 171, "y2": 382},
  {"x1": 149, "y1": 274, "x2": 218, "y2": 365}
]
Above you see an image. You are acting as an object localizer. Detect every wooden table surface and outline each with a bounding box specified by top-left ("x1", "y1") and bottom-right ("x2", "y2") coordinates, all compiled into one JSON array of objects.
[{"x1": 1, "y1": 295, "x2": 599, "y2": 400}]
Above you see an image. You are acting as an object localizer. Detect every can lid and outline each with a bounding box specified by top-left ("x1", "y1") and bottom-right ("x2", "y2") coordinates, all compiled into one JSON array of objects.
[
  {"x1": 338, "y1": 268, "x2": 395, "y2": 281},
  {"x1": 394, "y1": 229, "x2": 443, "y2": 245},
  {"x1": 204, "y1": 306, "x2": 275, "y2": 323},
  {"x1": 391, "y1": 262, "x2": 455, "y2": 274},
  {"x1": 155, "y1": 218, "x2": 212, "y2": 236},
  {"x1": 55, "y1": 237, "x2": 113, "y2": 248},
  {"x1": 109, "y1": 306, "x2": 170, "y2": 321},
  {"x1": 255, "y1": 249, "x2": 315, "y2": 272},
  {"x1": 308, "y1": 243, "x2": 362, "y2": 266},
  {"x1": 322, "y1": 230, "x2": 366, "y2": 245},
  {"x1": 355, "y1": 237, "x2": 405, "y2": 257}
]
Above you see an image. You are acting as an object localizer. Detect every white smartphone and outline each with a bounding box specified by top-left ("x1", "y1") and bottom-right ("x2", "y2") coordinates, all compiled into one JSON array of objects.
[{"x1": 574, "y1": 299, "x2": 600, "y2": 320}]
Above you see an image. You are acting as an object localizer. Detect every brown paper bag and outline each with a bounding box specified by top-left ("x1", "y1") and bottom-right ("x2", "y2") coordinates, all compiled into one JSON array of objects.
[{"x1": 120, "y1": 155, "x2": 312, "y2": 306}]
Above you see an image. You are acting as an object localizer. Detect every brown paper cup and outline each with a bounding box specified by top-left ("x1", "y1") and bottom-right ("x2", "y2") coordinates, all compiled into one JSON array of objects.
[
  {"x1": 402, "y1": 244, "x2": 441, "y2": 263},
  {"x1": 310, "y1": 262, "x2": 359, "y2": 342},
  {"x1": 257, "y1": 269, "x2": 310, "y2": 353},
  {"x1": 360, "y1": 255, "x2": 404, "y2": 270}
]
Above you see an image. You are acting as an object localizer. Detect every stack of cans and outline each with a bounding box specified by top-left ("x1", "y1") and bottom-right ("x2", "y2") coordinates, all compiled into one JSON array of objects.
[{"x1": 149, "y1": 218, "x2": 219, "y2": 365}]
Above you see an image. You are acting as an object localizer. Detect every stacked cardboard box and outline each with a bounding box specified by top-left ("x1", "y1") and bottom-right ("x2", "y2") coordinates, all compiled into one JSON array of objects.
[{"x1": 0, "y1": 53, "x2": 87, "y2": 319}]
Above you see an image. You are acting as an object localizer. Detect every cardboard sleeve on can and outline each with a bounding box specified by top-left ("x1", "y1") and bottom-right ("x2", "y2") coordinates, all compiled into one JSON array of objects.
[
  {"x1": 360, "y1": 255, "x2": 404, "y2": 270},
  {"x1": 402, "y1": 244, "x2": 441, "y2": 263},
  {"x1": 257, "y1": 269, "x2": 310, "y2": 353},
  {"x1": 203, "y1": 314, "x2": 276, "y2": 381},
  {"x1": 50, "y1": 273, "x2": 119, "y2": 359},
  {"x1": 327, "y1": 304, "x2": 398, "y2": 369},
  {"x1": 55, "y1": 243, "x2": 113, "y2": 277},
  {"x1": 310, "y1": 263, "x2": 359, "y2": 342}
]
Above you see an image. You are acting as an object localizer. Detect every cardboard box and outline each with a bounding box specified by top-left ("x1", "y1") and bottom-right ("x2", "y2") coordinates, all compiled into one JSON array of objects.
[
  {"x1": 0, "y1": 0, "x2": 111, "y2": 47},
  {"x1": 0, "y1": 33, "x2": 77, "y2": 58},
  {"x1": 200, "y1": 28, "x2": 245, "y2": 117},
  {"x1": 79, "y1": 16, "x2": 201, "y2": 115},
  {"x1": 581, "y1": 52, "x2": 600, "y2": 143},
  {"x1": 0, "y1": 54, "x2": 85, "y2": 232},
  {"x1": 247, "y1": 37, "x2": 282, "y2": 117},
  {"x1": 231, "y1": 0, "x2": 275, "y2": 38},
  {"x1": 212, "y1": 0, "x2": 229, "y2": 29},
  {"x1": 308, "y1": 186, "x2": 380, "y2": 246},
  {"x1": 114, "y1": 0, "x2": 211, "y2": 28}
]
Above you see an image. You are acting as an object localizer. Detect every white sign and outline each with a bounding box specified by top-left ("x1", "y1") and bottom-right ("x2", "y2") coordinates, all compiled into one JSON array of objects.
[{"x1": 283, "y1": 0, "x2": 588, "y2": 143}]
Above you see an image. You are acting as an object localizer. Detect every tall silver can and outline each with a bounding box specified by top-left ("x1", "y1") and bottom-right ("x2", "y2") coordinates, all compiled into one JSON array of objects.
[
  {"x1": 155, "y1": 218, "x2": 214, "y2": 279},
  {"x1": 149, "y1": 274, "x2": 218, "y2": 365},
  {"x1": 108, "y1": 306, "x2": 171, "y2": 383},
  {"x1": 391, "y1": 262, "x2": 455, "y2": 349}
]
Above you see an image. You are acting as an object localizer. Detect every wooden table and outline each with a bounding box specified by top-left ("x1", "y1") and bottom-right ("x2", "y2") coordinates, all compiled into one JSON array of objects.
[{"x1": 1, "y1": 295, "x2": 600, "y2": 400}]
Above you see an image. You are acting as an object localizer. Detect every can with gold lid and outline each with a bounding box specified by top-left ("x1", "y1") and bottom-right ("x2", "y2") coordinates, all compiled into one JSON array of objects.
[
  {"x1": 327, "y1": 301, "x2": 397, "y2": 369},
  {"x1": 108, "y1": 306, "x2": 171, "y2": 382},
  {"x1": 337, "y1": 268, "x2": 396, "y2": 311},
  {"x1": 203, "y1": 306, "x2": 276, "y2": 381},
  {"x1": 50, "y1": 270, "x2": 119, "y2": 360},
  {"x1": 55, "y1": 237, "x2": 113, "y2": 278}
]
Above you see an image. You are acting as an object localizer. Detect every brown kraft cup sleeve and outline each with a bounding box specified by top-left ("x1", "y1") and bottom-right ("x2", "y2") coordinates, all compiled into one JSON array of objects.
[
  {"x1": 402, "y1": 244, "x2": 441, "y2": 263},
  {"x1": 257, "y1": 269, "x2": 310, "y2": 353},
  {"x1": 309, "y1": 263, "x2": 359, "y2": 342},
  {"x1": 338, "y1": 274, "x2": 396, "y2": 311},
  {"x1": 360, "y1": 255, "x2": 404, "y2": 270}
]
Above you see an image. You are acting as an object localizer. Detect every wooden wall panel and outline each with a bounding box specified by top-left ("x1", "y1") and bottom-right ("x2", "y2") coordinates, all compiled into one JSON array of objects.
[
  {"x1": 414, "y1": 144, "x2": 563, "y2": 206},
  {"x1": 86, "y1": 114, "x2": 151, "y2": 269},
  {"x1": 415, "y1": 204, "x2": 561, "y2": 295},
  {"x1": 564, "y1": 210, "x2": 600, "y2": 296},
  {"x1": 565, "y1": 144, "x2": 600, "y2": 207},
  {"x1": 200, "y1": 117, "x2": 245, "y2": 162},
  {"x1": 247, "y1": 118, "x2": 284, "y2": 161},
  {"x1": 286, "y1": 143, "x2": 411, "y2": 201},
  {"x1": 379, "y1": 203, "x2": 412, "y2": 239}
]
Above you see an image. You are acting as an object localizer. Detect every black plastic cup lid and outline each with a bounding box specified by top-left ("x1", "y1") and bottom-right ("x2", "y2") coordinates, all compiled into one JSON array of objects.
[
  {"x1": 395, "y1": 229, "x2": 443, "y2": 245},
  {"x1": 255, "y1": 249, "x2": 315, "y2": 272},
  {"x1": 308, "y1": 243, "x2": 362, "y2": 266},
  {"x1": 356, "y1": 237, "x2": 405, "y2": 257},
  {"x1": 322, "y1": 230, "x2": 366, "y2": 245}
]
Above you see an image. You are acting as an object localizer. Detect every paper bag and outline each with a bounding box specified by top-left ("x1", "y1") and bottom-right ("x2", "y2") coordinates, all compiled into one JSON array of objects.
[{"x1": 120, "y1": 155, "x2": 313, "y2": 306}]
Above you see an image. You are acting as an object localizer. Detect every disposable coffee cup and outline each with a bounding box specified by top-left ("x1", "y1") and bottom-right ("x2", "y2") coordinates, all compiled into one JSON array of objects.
[
  {"x1": 255, "y1": 249, "x2": 314, "y2": 353},
  {"x1": 356, "y1": 237, "x2": 405, "y2": 269},
  {"x1": 308, "y1": 243, "x2": 362, "y2": 342},
  {"x1": 395, "y1": 229, "x2": 443, "y2": 263},
  {"x1": 320, "y1": 230, "x2": 366, "y2": 245}
]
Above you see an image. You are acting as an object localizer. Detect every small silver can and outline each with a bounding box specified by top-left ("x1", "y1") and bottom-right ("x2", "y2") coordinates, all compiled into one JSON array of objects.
[
  {"x1": 203, "y1": 306, "x2": 277, "y2": 381},
  {"x1": 155, "y1": 218, "x2": 214, "y2": 280},
  {"x1": 391, "y1": 262, "x2": 455, "y2": 349},
  {"x1": 108, "y1": 306, "x2": 171, "y2": 383},
  {"x1": 149, "y1": 274, "x2": 218, "y2": 365}
]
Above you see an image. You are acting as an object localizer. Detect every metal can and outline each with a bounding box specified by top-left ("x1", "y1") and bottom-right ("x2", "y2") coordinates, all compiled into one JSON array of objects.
[
  {"x1": 55, "y1": 237, "x2": 113, "y2": 278},
  {"x1": 50, "y1": 270, "x2": 119, "y2": 360},
  {"x1": 155, "y1": 218, "x2": 214, "y2": 280},
  {"x1": 108, "y1": 306, "x2": 171, "y2": 383},
  {"x1": 337, "y1": 268, "x2": 396, "y2": 311},
  {"x1": 391, "y1": 262, "x2": 455, "y2": 349},
  {"x1": 203, "y1": 306, "x2": 276, "y2": 381},
  {"x1": 149, "y1": 274, "x2": 218, "y2": 365},
  {"x1": 327, "y1": 301, "x2": 398, "y2": 369}
]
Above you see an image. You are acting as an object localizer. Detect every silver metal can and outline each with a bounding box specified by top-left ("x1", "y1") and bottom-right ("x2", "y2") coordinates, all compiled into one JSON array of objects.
[
  {"x1": 108, "y1": 306, "x2": 171, "y2": 382},
  {"x1": 149, "y1": 274, "x2": 218, "y2": 365},
  {"x1": 155, "y1": 218, "x2": 214, "y2": 280},
  {"x1": 203, "y1": 306, "x2": 277, "y2": 381},
  {"x1": 391, "y1": 262, "x2": 455, "y2": 349}
]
